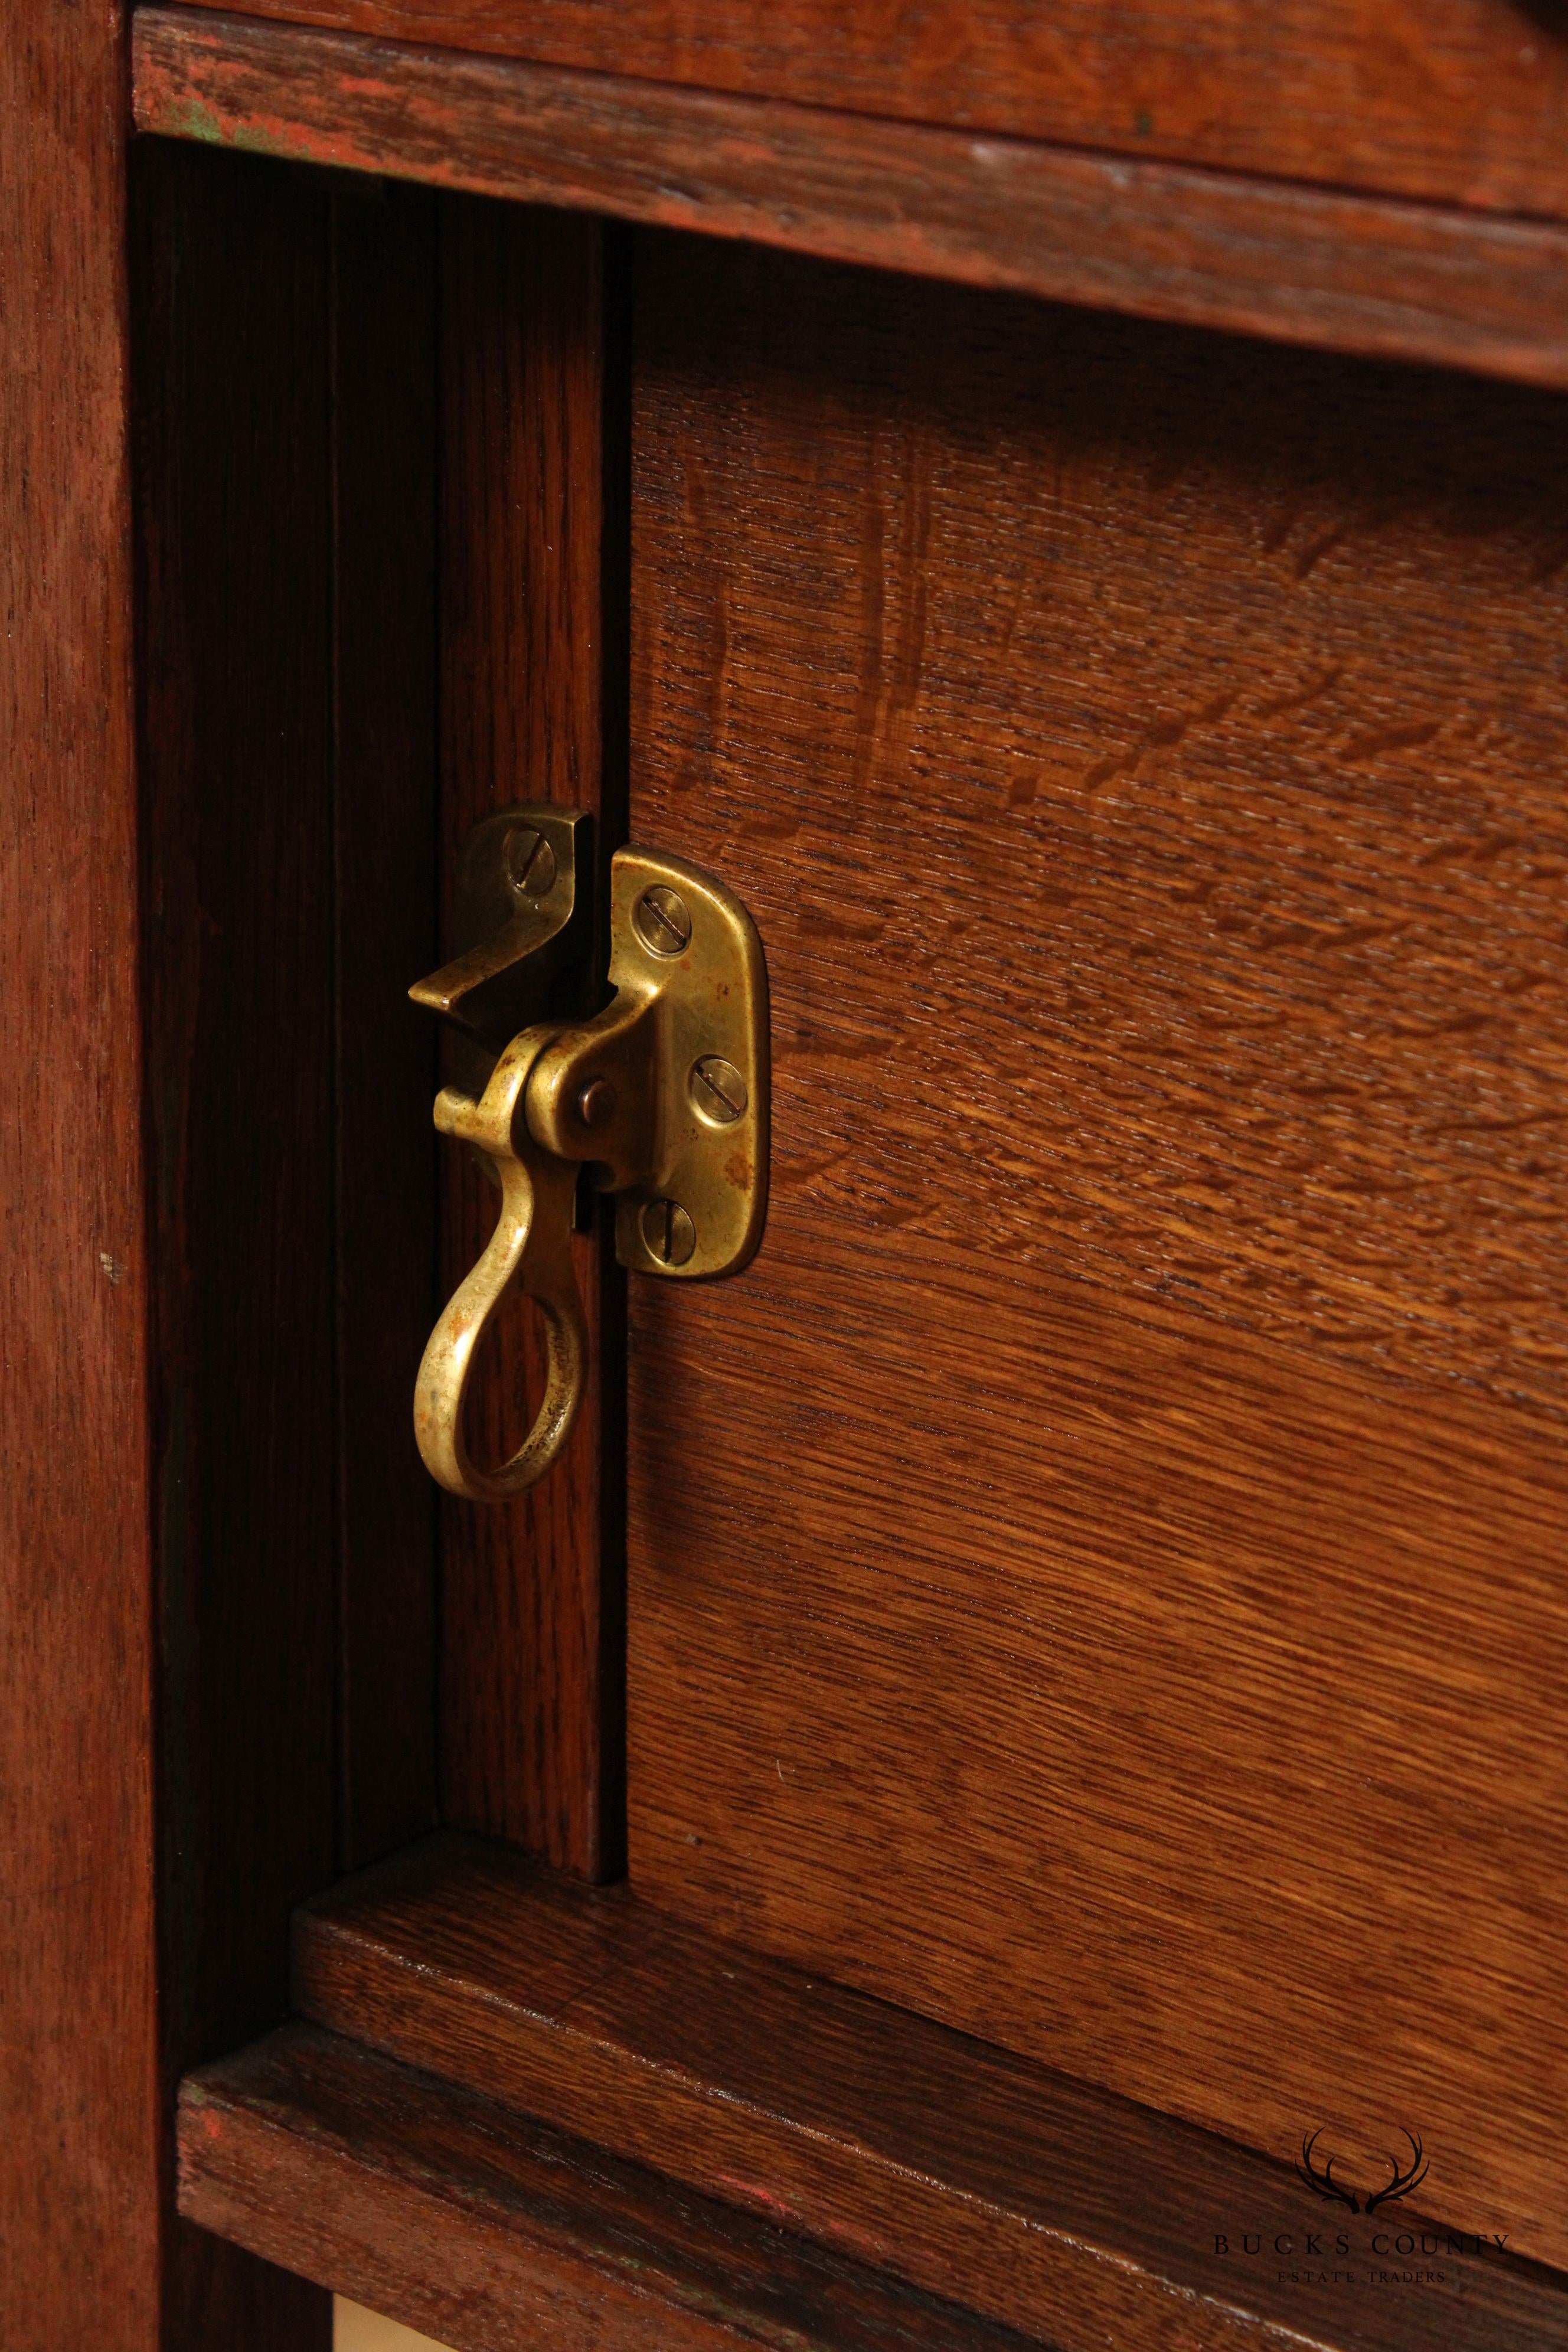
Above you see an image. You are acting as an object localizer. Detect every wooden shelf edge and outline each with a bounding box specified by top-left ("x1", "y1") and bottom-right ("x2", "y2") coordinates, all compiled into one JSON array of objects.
[
  {"x1": 131, "y1": 4, "x2": 1568, "y2": 391},
  {"x1": 285, "y1": 1834, "x2": 1568, "y2": 2352},
  {"x1": 178, "y1": 2021, "x2": 1042, "y2": 2352}
]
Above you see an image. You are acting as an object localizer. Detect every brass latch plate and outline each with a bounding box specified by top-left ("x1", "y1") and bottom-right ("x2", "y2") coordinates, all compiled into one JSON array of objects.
[
  {"x1": 408, "y1": 807, "x2": 769, "y2": 1500},
  {"x1": 527, "y1": 845, "x2": 770, "y2": 1281}
]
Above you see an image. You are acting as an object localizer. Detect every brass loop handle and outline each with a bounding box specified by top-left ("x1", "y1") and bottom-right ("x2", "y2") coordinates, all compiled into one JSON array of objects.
[{"x1": 413, "y1": 1027, "x2": 588, "y2": 1503}]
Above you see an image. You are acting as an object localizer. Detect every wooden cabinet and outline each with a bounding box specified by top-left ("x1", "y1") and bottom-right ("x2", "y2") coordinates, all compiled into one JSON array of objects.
[{"x1": 8, "y1": 6, "x2": 1568, "y2": 2349}]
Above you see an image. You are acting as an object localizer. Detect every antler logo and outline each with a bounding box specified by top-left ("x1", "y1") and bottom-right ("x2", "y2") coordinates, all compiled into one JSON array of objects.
[{"x1": 1296, "y1": 2128, "x2": 1429, "y2": 2216}]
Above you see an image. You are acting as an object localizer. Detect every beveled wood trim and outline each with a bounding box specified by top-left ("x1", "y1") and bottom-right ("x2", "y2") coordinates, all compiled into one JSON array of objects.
[
  {"x1": 288, "y1": 1835, "x2": 1568, "y2": 2352},
  {"x1": 178, "y1": 2023, "x2": 1036, "y2": 2352},
  {"x1": 132, "y1": 5, "x2": 1568, "y2": 389}
]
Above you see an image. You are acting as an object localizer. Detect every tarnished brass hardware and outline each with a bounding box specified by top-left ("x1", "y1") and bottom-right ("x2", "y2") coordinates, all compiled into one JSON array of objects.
[
  {"x1": 632, "y1": 882, "x2": 692, "y2": 957},
  {"x1": 524, "y1": 844, "x2": 769, "y2": 1284},
  {"x1": 413, "y1": 1027, "x2": 587, "y2": 1502},
  {"x1": 641, "y1": 1198, "x2": 697, "y2": 1267},
  {"x1": 410, "y1": 811, "x2": 767, "y2": 1503},
  {"x1": 410, "y1": 804, "x2": 591, "y2": 1073},
  {"x1": 690, "y1": 1055, "x2": 747, "y2": 1124}
]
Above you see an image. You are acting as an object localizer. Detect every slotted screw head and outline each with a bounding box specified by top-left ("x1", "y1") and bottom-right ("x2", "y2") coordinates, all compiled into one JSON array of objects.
[
  {"x1": 641, "y1": 1198, "x2": 696, "y2": 1266},
  {"x1": 690, "y1": 1055, "x2": 747, "y2": 1125},
  {"x1": 633, "y1": 884, "x2": 692, "y2": 957},
  {"x1": 504, "y1": 825, "x2": 557, "y2": 897}
]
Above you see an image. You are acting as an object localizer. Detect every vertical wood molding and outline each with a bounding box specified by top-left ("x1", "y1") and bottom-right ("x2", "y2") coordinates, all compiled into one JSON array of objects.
[
  {"x1": 1, "y1": 8, "x2": 162, "y2": 2344},
  {"x1": 135, "y1": 138, "x2": 337, "y2": 2347},
  {"x1": 331, "y1": 177, "x2": 442, "y2": 1871},
  {"x1": 436, "y1": 197, "x2": 627, "y2": 1877}
]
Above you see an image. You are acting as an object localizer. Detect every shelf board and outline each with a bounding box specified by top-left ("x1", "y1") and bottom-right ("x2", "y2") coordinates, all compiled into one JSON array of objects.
[{"x1": 253, "y1": 1833, "x2": 1568, "y2": 2352}]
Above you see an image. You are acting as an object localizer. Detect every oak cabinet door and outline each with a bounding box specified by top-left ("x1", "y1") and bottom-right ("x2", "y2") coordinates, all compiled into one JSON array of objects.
[{"x1": 621, "y1": 233, "x2": 1568, "y2": 2265}]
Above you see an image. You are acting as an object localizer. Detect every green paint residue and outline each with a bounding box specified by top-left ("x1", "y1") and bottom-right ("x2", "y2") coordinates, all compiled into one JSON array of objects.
[
  {"x1": 1135, "y1": 107, "x2": 1154, "y2": 136},
  {"x1": 155, "y1": 92, "x2": 324, "y2": 162},
  {"x1": 163, "y1": 94, "x2": 226, "y2": 143},
  {"x1": 225, "y1": 119, "x2": 307, "y2": 158}
]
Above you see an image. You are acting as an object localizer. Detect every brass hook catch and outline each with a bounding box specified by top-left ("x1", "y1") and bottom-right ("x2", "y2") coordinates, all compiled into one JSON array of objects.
[
  {"x1": 410, "y1": 805, "x2": 769, "y2": 1505},
  {"x1": 413, "y1": 1027, "x2": 588, "y2": 1501}
]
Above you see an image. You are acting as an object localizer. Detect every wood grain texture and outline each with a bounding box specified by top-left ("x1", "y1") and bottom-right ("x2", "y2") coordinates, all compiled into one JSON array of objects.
[
  {"x1": 134, "y1": 138, "x2": 337, "y2": 2345},
  {"x1": 0, "y1": 4, "x2": 162, "y2": 2341},
  {"x1": 295, "y1": 1834, "x2": 1568, "y2": 2352},
  {"x1": 131, "y1": 8, "x2": 1568, "y2": 394},
  {"x1": 178, "y1": 2021, "x2": 1041, "y2": 2352},
  {"x1": 437, "y1": 194, "x2": 627, "y2": 1873},
  {"x1": 624, "y1": 238, "x2": 1568, "y2": 2267},
  {"x1": 331, "y1": 174, "x2": 440, "y2": 1869},
  {"x1": 145, "y1": 0, "x2": 1568, "y2": 224}
]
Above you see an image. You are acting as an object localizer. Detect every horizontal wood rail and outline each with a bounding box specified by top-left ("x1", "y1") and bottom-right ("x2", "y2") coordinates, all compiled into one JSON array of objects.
[
  {"x1": 126, "y1": 0, "x2": 1568, "y2": 228},
  {"x1": 175, "y1": 1832, "x2": 1567, "y2": 2352},
  {"x1": 132, "y1": 5, "x2": 1568, "y2": 390},
  {"x1": 179, "y1": 2024, "x2": 1033, "y2": 2352}
]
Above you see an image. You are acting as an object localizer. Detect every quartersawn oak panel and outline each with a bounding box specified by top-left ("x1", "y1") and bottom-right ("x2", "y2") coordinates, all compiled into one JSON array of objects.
[
  {"x1": 162, "y1": 0, "x2": 1568, "y2": 225},
  {"x1": 625, "y1": 239, "x2": 1568, "y2": 2265}
]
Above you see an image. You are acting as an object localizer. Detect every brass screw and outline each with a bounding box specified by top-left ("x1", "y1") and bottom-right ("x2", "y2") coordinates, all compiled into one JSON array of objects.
[
  {"x1": 576, "y1": 1077, "x2": 618, "y2": 1129},
  {"x1": 504, "y1": 825, "x2": 557, "y2": 897},
  {"x1": 690, "y1": 1055, "x2": 747, "y2": 1124},
  {"x1": 633, "y1": 884, "x2": 692, "y2": 957},
  {"x1": 641, "y1": 1198, "x2": 696, "y2": 1266}
]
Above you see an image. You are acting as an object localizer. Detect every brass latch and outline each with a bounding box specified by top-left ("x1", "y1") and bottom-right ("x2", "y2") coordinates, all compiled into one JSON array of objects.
[{"x1": 410, "y1": 803, "x2": 769, "y2": 1502}]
